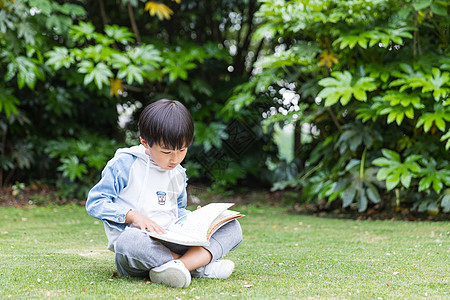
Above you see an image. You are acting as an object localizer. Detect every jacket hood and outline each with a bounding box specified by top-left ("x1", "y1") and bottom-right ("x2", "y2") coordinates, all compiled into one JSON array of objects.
[
  {"x1": 115, "y1": 145, "x2": 164, "y2": 170},
  {"x1": 116, "y1": 145, "x2": 147, "y2": 160}
]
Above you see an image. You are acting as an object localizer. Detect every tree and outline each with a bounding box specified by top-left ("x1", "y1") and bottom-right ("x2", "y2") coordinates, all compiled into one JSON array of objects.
[
  {"x1": 224, "y1": 0, "x2": 450, "y2": 213},
  {"x1": 0, "y1": 0, "x2": 275, "y2": 197}
]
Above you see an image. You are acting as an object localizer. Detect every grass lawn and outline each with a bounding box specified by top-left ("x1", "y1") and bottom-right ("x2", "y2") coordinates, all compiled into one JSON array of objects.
[{"x1": 0, "y1": 204, "x2": 449, "y2": 299}]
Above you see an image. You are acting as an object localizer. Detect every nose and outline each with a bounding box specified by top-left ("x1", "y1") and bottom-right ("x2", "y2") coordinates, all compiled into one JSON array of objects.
[{"x1": 170, "y1": 152, "x2": 179, "y2": 163}]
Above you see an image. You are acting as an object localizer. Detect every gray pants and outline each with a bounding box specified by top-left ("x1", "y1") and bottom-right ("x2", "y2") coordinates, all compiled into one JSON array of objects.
[{"x1": 114, "y1": 220, "x2": 243, "y2": 277}]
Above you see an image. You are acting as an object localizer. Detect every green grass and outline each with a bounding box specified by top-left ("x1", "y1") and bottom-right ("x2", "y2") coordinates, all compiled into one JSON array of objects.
[{"x1": 0, "y1": 204, "x2": 449, "y2": 299}]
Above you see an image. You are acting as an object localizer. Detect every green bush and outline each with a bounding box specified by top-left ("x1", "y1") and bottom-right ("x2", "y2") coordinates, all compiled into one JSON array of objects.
[
  {"x1": 1, "y1": 0, "x2": 277, "y2": 197},
  {"x1": 224, "y1": 0, "x2": 450, "y2": 214},
  {"x1": 45, "y1": 134, "x2": 123, "y2": 199}
]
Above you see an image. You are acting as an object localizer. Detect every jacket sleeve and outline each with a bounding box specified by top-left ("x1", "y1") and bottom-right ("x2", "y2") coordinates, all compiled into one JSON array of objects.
[
  {"x1": 176, "y1": 165, "x2": 190, "y2": 218},
  {"x1": 85, "y1": 154, "x2": 135, "y2": 226}
]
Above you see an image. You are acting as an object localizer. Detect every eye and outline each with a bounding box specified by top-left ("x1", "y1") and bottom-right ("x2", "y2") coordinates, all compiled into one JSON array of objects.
[{"x1": 161, "y1": 151, "x2": 171, "y2": 154}]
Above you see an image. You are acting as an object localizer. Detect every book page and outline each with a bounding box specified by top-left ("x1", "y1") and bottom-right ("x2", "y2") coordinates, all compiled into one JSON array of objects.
[
  {"x1": 206, "y1": 210, "x2": 243, "y2": 239},
  {"x1": 167, "y1": 203, "x2": 234, "y2": 240},
  {"x1": 147, "y1": 230, "x2": 210, "y2": 246}
]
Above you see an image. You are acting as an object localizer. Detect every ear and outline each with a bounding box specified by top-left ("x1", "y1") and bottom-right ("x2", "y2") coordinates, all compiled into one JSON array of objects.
[{"x1": 140, "y1": 137, "x2": 149, "y2": 149}]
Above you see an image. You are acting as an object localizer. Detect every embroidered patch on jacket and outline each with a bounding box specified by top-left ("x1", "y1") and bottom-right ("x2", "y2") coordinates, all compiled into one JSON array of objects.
[{"x1": 156, "y1": 191, "x2": 167, "y2": 205}]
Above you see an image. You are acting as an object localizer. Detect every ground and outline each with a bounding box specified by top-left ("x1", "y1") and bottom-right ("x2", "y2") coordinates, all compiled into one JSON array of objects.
[{"x1": 0, "y1": 183, "x2": 68, "y2": 207}]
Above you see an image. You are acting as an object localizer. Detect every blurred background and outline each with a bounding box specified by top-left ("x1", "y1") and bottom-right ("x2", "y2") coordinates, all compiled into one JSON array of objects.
[{"x1": 0, "y1": 0, "x2": 449, "y2": 218}]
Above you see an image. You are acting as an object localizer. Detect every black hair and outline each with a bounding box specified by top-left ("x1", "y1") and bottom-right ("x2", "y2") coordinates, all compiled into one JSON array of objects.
[{"x1": 138, "y1": 99, "x2": 194, "y2": 150}]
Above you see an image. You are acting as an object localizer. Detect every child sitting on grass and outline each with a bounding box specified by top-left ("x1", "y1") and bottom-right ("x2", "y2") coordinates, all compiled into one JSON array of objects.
[{"x1": 86, "y1": 99, "x2": 243, "y2": 288}]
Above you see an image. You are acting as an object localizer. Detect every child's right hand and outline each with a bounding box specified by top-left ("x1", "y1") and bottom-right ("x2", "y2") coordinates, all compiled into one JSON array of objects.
[{"x1": 125, "y1": 210, "x2": 166, "y2": 235}]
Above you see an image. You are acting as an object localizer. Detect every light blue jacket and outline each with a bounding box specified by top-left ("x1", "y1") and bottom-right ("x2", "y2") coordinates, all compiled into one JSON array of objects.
[{"x1": 86, "y1": 145, "x2": 190, "y2": 251}]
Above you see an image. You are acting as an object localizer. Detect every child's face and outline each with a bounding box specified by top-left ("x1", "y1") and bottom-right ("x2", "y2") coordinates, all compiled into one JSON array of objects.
[{"x1": 140, "y1": 137, "x2": 188, "y2": 170}]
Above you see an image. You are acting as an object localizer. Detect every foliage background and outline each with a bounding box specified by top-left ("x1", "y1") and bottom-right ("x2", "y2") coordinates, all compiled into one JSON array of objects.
[{"x1": 0, "y1": 0, "x2": 449, "y2": 216}]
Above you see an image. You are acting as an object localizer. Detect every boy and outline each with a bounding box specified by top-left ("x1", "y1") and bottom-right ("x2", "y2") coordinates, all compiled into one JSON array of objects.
[{"x1": 86, "y1": 99, "x2": 243, "y2": 288}]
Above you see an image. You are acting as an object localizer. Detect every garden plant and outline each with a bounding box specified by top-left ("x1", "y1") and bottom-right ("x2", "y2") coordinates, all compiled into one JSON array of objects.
[{"x1": 224, "y1": 0, "x2": 450, "y2": 214}]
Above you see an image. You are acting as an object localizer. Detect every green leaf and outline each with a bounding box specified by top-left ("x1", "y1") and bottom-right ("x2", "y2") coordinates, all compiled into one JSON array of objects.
[
  {"x1": 91, "y1": 33, "x2": 114, "y2": 46},
  {"x1": 430, "y1": 1, "x2": 448, "y2": 16},
  {"x1": 400, "y1": 173, "x2": 412, "y2": 188},
  {"x1": 318, "y1": 71, "x2": 376, "y2": 107},
  {"x1": 366, "y1": 183, "x2": 381, "y2": 204},
  {"x1": 419, "y1": 175, "x2": 432, "y2": 192},
  {"x1": 441, "y1": 194, "x2": 450, "y2": 212},
  {"x1": 418, "y1": 159, "x2": 450, "y2": 193},
  {"x1": 357, "y1": 188, "x2": 368, "y2": 212},
  {"x1": 81, "y1": 45, "x2": 114, "y2": 62},
  {"x1": 373, "y1": 150, "x2": 422, "y2": 190},
  {"x1": 333, "y1": 34, "x2": 367, "y2": 50},
  {"x1": 193, "y1": 122, "x2": 228, "y2": 152},
  {"x1": 28, "y1": 0, "x2": 52, "y2": 15},
  {"x1": 117, "y1": 65, "x2": 144, "y2": 85},
  {"x1": 432, "y1": 178, "x2": 443, "y2": 193},
  {"x1": 395, "y1": 68, "x2": 450, "y2": 101},
  {"x1": 416, "y1": 106, "x2": 450, "y2": 133},
  {"x1": 385, "y1": 172, "x2": 400, "y2": 190},
  {"x1": 413, "y1": 0, "x2": 432, "y2": 10},
  {"x1": 104, "y1": 25, "x2": 134, "y2": 45},
  {"x1": 110, "y1": 54, "x2": 131, "y2": 69},
  {"x1": 353, "y1": 77, "x2": 377, "y2": 100},
  {"x1": 92, "y1": 63, "x2": 113, "y2": 89},
  {"x1": 320, "y1": 89, "x2": 340, "y2": 106},
  {"x1": 70, "y1": 22, "x2": 96, "y2": 42},
  {"x1": 78, "y1": 61, "x2": 113, "y2": 89},
  {"x1": 45, "y1": 15, "x2": 72, "y2": 34},
  {"x1": 77, "y1": 60, "x2": 94, "y2": 72},
  {"x1": 128, "y1": 44, "x2": 163, "y2": 67},
  {"x1": 372, "y1": 157, "x2": 391, "y2": 169},
  {"x1": 45, "y1": 47, "x2": 74, "y2": 70},
  {"x1": 379, "y1": 104, "x2": 415, "y2": 125},
  {"x1": 224, "y1": 92, "x2": 254, "y2": 114},
  {"x1": 341, "y1": 184, "x2": 356, "y2": 208},
  {"x1": 381, "y1": 149, "x2": 400, "y2": 162},
  {"x1": 0, "y1": 87, "x2": 20, "y2": 117},
  {"x1": 352, "y1": 88, "x2": 367, "y2": 102},
  {"x1": 425, "y1": 68, "x2": 450, "y2": 100},
  {"x1": 318, "y1": 78, "x2": 340, "y2": 87},
  {"x1": 162, "y1": 59, "x2": 197, "y2": 82},
  {"x1": 57, "y1": 156, "x2": 88, "y2": 181},
  {"x1": 57, "y1": 3, "x2": 86, "y2": 16},
  {"x1": 382, "y1": 91, "x2": 423, "y2": 108},
  {"x1": 12, "y1": 56, "x2": 41, "y2": 90},
  {"x1": 440, "y1": 130, "x2": 450, "y2": 150}
]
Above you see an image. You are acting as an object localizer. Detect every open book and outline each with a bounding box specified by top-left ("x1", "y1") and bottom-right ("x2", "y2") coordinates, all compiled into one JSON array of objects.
[{"x1": 146, "y1": 203, "x2": 244, "y2": 246}]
